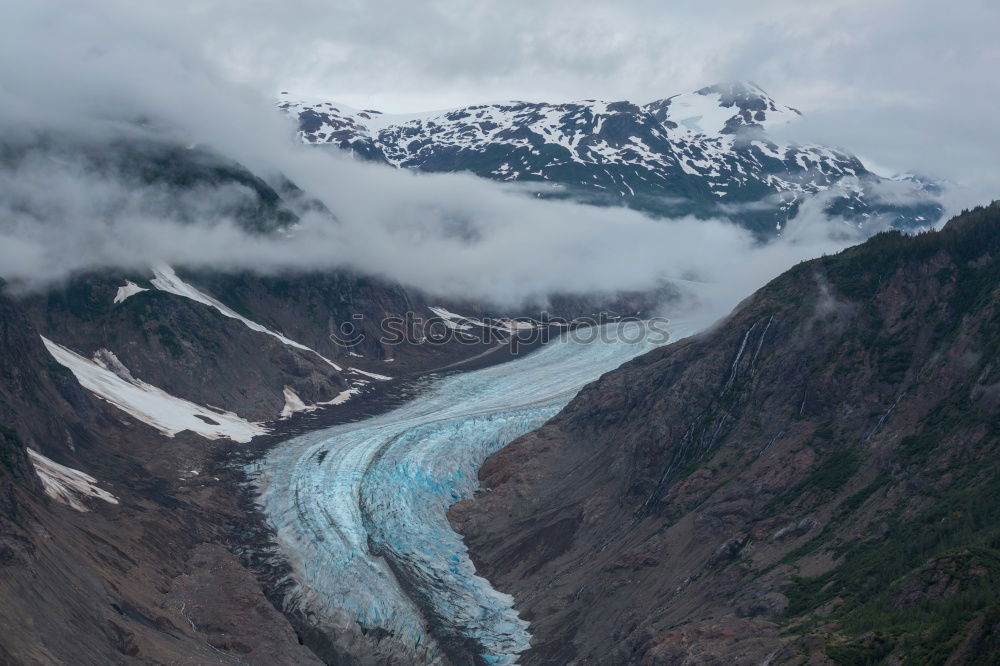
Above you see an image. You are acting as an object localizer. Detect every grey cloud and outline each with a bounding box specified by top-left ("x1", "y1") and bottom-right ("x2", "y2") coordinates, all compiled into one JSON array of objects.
[
  {"x1": 5, "y1": 0, "x2": 995, "y2": 198},
  {"x1": 0, "y1": 0, "x2": 989, "y2": 319},
  {"x1": 0, "y1": 141, "x2": 862, "y2": 320}
]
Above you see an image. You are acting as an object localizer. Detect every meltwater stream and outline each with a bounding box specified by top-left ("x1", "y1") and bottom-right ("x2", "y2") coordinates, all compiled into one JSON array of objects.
[{"x1": 256, "y1": 321, "x2": 697, "y2": 664}]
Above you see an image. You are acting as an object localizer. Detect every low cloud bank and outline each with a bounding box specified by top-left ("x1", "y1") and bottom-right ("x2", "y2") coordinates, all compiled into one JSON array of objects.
[
  {"x1": 0, "y1": 142, "x2": 870, "y2": 320},
  {"x1": 0, "y1": 0, "x2": 948, "y2": 321}
]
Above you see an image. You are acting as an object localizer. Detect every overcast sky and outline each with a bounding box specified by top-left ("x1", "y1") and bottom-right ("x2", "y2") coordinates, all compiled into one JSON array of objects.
[
  {"x1": 4, "y1": 0, "x2": 997, "y2": 192},
  {"x1": 0, "y1": 0, "x2": 997, "y2": 307},
  {"x1": 208, "y1": 0, "x2": 999, "y2": 190}
]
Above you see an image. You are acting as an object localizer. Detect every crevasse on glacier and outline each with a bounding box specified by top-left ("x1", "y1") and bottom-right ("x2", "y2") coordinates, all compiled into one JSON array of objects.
[{"x1": 255, "y1": 321, "x2": 697, "y2": 663}]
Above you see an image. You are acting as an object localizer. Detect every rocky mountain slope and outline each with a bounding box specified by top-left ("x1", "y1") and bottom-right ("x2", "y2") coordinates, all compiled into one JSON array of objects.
[
  {"x1": 0, "y1": 117, "x2": 972, "y2": 664},
  {"x1": 451, "y1": 203, "x2": 1000, "y2": 664},
  {"x1": 1, "y1": 286, "x2": 329, "y2": 664},
  {"x1": 0, "y1": 138, "x2": 564, "y2": 664},
  {"x1": 4, "y1": 137, "x2": 547, "y2": 426},
  {"x1": 280, "y1": 82, "x2": 942, "y2": 235}
]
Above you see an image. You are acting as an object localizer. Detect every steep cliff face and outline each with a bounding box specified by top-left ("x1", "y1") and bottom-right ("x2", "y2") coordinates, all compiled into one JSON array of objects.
[
  {"x1": 0, "y1": 290, "x2": 55, "y2": 573},
  {"x1": 451, "y1": 204, "x2": 1000, "y2": 664}
]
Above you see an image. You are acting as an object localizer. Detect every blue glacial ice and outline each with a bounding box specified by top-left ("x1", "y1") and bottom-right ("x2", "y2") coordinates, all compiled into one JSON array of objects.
[{"x1": 255, "y1": 320, "x2": 699, "y2": 663}]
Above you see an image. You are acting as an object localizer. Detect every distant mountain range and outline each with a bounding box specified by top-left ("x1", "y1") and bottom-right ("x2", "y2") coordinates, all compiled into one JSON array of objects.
[{"x1": 279, "y1": 81, "x2": 943, "y2": 235}]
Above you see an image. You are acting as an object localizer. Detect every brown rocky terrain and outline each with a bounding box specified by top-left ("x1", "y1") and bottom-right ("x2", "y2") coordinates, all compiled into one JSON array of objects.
[
  {"x1": 0, "y1": 140, "x2": 526, "y2": 663},
  {"x1": 451, "y1": 203, "x2": 1000, "y2": 664},
  {"x1": 4, "y1": 132, "x2": 994, "y2": 665},
  {"x1": 0, "y1": 263, "x2": 577, "y2": 664},
  {"x1": 1, "y1": 286, "x2": 329, "y2": 664},
  {"x1": 2, "y1": 257, "x2": 556, "y2": 664},
  {"x1": 18, "y1": 267, "x2": 660, "y2": 425}
]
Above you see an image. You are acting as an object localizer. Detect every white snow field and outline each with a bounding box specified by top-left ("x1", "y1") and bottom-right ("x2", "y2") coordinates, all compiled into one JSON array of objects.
[
  {"x1": 28, "y1": 448, "x2": 119, "y2": 512},
  {"x1": 256, "y1": 319, "x2": 701, "y2": 663},
  {"x1": 112, "y1": 280, "x2": 148, "y2": 304},
  {"x1": 150, "y1": 265, "x2": 391, "y2": 389},
  {"x1": 150, "y1": 265, "x2": 345, "y2": 369},
  {"x1": 42, "y1": 338, "x2": 266, "y2": 443}
]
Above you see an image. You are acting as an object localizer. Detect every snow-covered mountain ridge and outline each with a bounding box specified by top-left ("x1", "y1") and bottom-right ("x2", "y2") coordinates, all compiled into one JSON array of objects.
[{"x1": 279, "y1": 81, "x2": 942, "y2": 235}]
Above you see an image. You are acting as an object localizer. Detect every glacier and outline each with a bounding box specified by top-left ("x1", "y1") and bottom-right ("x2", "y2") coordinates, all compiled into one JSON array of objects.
[{"x1": 255, "y1": 319, "x2": 700, "y2": 663}]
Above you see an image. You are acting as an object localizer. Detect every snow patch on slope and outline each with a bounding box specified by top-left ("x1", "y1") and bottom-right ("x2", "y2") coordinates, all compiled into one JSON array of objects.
[
  {"x1": 150, "y1": 266, "x2": 391, "y2": 382},
  {"x1": 428, "y1": 306, "x2": 474, "y2": 331},
  {"x1": 429, "y1": 306, "x2": 545, "y2": 336},
  {"x1": 28, "y1": 448, "x2": 118, "y2": 512},
  {"x1": 149, "y1": 265, "x2": 347, "y2": 368},
  {"x1": 42, "y1": 337, "x2": 266, "y2": 443},
  {"x1": 113, "y1": 280, "x2": 148, "y2": 304},
  {"x1": 280, "y1": 385, "x2": 365, "y2": 419},
  {"x1": 348, "y1": 368, "x2": 392, "y2": 381},
  {"x1": 667, "y1": 92, "x2": 735, "y2": 135},
  {"x1": 281, "y1": 386, "x2": 311, "y2": 418}
]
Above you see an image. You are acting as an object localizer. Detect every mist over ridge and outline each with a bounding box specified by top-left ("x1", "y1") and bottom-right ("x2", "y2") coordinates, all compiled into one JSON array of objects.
[{"x1": 1, "y1": 0, "x2": 986, "y2": 318}]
